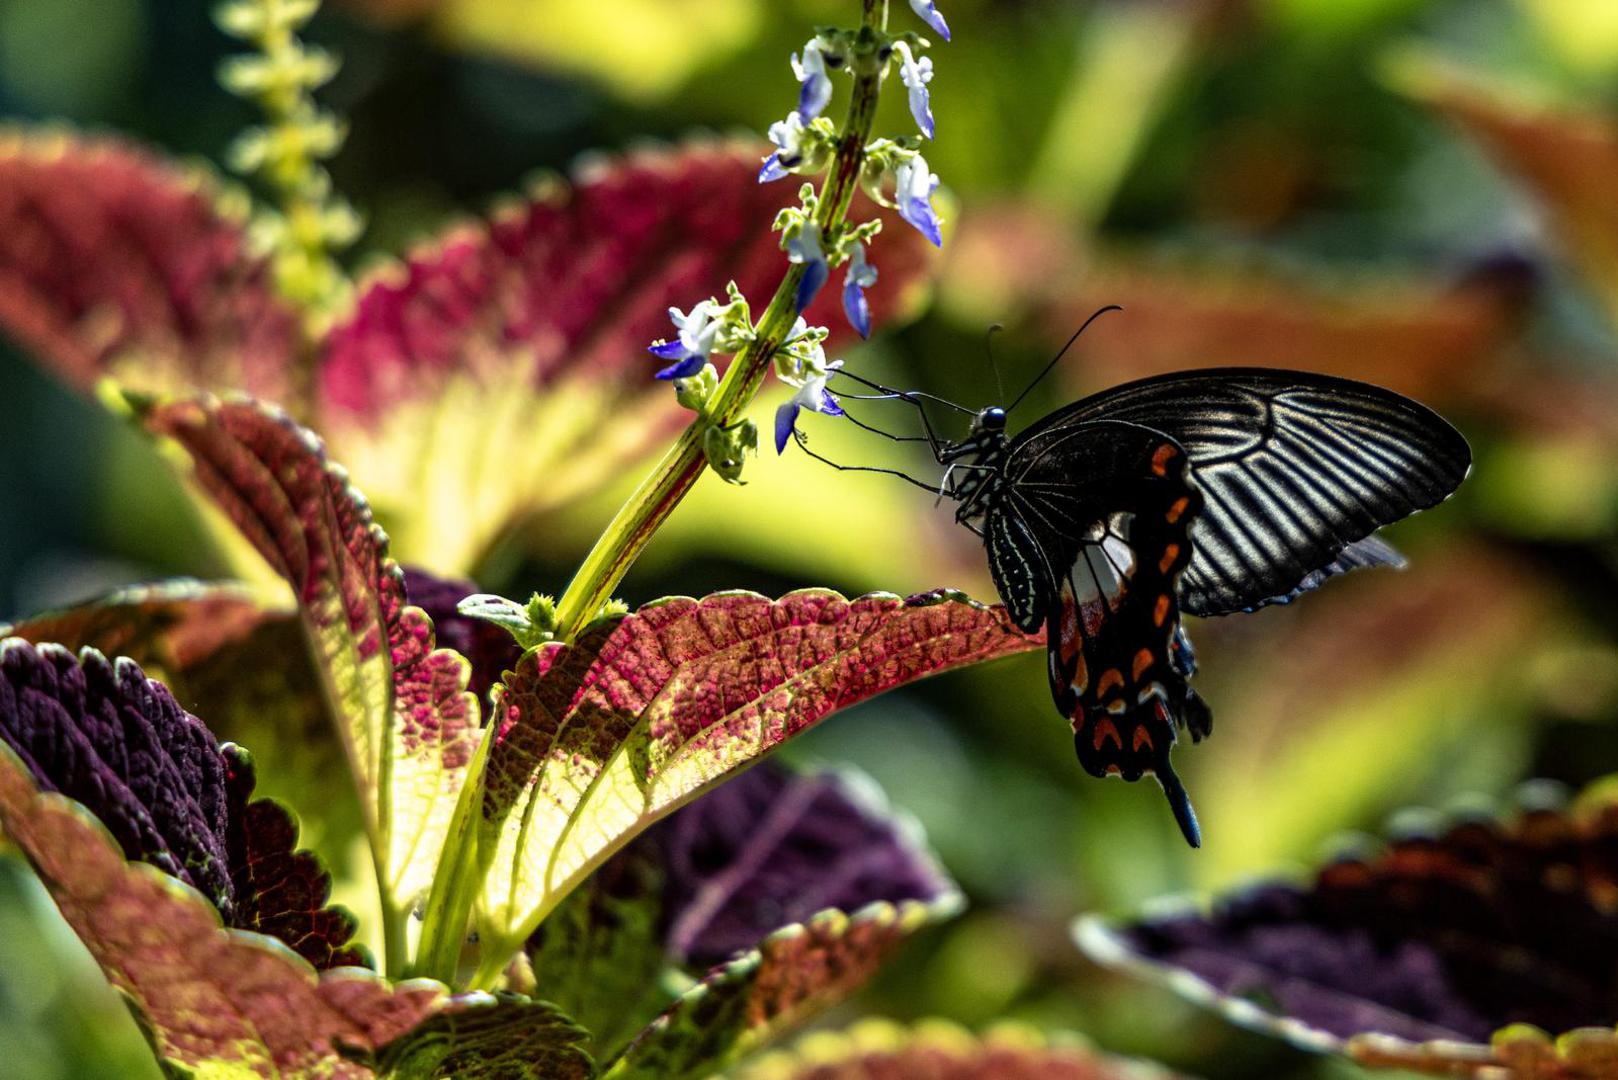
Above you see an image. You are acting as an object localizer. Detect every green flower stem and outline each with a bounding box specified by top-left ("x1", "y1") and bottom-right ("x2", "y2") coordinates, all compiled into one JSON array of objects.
[
  {"x1": 411, "y1": 720, "x2": 495, "y2": 982},
  {"x1": 550, "y1": 0, "x2": 889, "y2": 645}
]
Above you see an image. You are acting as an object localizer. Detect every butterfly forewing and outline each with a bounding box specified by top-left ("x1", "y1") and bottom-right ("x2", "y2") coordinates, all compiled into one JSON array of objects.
[{"x1": 1019, "y1": 369, "x2": 1471, "y2": 616}]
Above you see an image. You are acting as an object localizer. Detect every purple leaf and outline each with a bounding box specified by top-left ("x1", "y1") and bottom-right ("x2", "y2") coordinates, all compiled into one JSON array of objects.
[
  {"x1": 657, "y1": 762, "x2": 954, "y2": 965},
  {"x1": 0, "y1": 734, "x2": 449, "y2": 1075},
  {"x1": 1080, "y1": 784, "x2": 1618, "y2": 1076},
  {"x1": 0, "y1": 639, "x2": 233, "y2": 914}
]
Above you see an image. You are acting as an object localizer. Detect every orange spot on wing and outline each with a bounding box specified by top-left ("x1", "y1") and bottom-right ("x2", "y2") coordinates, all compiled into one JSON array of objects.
[
  {"x1": 1096, "y1": 668, "x2": 1124, "y2": 698},
  {"x1": 1133, "y1": 725, "x2": 1154, "y2": 751},
  {"x1": 1151, "y1": 443, "x2": 1178, "y2": 477},
  {"x1": 1166, "y1": 496, "x2": 1191, "y2": 524},
  {"x1": 1093, "y1": 717, "x2": 1123, "y2": 752},
  {"x1": 1132, "y1": 648, "x2": 1155, "y2": 680},
  {"x1": 1158, "y1": 544, "x2": 1181, "y2": 574},
  {"x1": 1153, "y1": 594, "x2": 1171, "y2": 627}
]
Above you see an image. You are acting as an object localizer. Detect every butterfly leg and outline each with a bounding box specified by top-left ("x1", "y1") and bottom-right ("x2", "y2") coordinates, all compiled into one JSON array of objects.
[{"x1": 790, "y1": 429, "x2": 942, "y2": 495}]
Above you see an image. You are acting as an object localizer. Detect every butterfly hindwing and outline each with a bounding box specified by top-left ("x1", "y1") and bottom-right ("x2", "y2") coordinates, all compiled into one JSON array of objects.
[{"x1": 989, "y1": 421, "x2": 1207, "y2": 845}]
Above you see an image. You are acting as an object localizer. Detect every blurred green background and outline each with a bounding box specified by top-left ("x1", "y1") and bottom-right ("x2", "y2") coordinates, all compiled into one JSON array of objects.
[{"x1": 4, "y1": 0, "x2": 1618, "y2": 1076}]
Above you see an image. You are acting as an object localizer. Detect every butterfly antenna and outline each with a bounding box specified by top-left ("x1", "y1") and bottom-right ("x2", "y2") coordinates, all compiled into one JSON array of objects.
[
  {"x1": 985, "y1": 323, "x2": 1007, "y2": 404},
  {"x1": 1007, "y1": 304, "x2": 1122, "y2": 414}
]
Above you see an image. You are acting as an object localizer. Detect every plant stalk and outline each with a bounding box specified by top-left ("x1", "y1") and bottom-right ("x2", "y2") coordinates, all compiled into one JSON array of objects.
[{"x1": 549, "y1": 0, "x2": 888, "y2": 644}]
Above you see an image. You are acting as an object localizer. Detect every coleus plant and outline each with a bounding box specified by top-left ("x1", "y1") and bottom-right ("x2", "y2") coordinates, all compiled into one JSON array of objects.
[
  {"x1": 4, "y1": 4, "x2": 1616, "y2": 1080},
  {"x1": 0, "y1": 0, "x2": 1129, "y2": 1075}
]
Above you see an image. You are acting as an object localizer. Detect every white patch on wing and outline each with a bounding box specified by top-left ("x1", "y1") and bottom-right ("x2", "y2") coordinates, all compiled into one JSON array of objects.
[{"x1": 1071, "y1": 513, "x2": 1136, "y2": 610}]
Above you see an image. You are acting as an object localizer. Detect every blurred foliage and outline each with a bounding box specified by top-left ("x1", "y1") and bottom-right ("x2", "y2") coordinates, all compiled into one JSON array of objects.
[{"x1": 3, "y1": 0, "x2": 1618, "y2": 1077}]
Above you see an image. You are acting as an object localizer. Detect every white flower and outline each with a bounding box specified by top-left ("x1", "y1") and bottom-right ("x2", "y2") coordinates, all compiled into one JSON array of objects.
[
  {"x1": 791, "y1": 40, "x2": 833, "y2": 120},
  {"x1": 759, "y1": 112, "x2": 810, "y2": 182},
  {"x1": 893, "y1": 41, "x2": 934, "y2": 138},
  {"x1": 648, "y1": 300, "x2": 723, "y2": 379},
  {"x1": 893, "y1": 153, "x2": 943, "y2": 247}
]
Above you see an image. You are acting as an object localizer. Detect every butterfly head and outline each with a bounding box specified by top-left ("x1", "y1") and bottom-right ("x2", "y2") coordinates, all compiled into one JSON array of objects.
[{"x1": 971, "y1": 405, "x2": 1007, "y2": 436}]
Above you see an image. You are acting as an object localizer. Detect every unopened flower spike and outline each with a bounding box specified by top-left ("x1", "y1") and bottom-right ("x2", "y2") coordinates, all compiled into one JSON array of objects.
[
  {"x1": 775, "y1": 359, "x2": 845, "y2": 454},
  {"x1": 787, "y1": 220, "x2": 831, "y2": 312},
  {"x1": 648, "y1": 300, "x2": 722, "y2": 380},
  {"x1": 892, "y1": 41, "x2": 935, "y2": 139},
  {"x1": 792, "y1": 40, "x2": 833, "y2": 120},
  {"x1": 894, "y1": 152, "x2": 944, "y2": 247},
  {"x1": 843, "y1": 242, "x2": 878, "y2": 338},
  {"x1": 909, "y1": 0, "x2": 951, "y2": 41}
]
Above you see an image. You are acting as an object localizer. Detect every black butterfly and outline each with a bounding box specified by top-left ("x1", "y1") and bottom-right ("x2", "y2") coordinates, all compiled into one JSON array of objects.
[{"x1": 794, "y1": 323, "x2": 1471, "y2": 847}]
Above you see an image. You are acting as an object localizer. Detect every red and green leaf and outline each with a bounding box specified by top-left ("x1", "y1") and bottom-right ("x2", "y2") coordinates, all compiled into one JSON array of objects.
[
  {"x1": 316, "y1": 139, "x2": 936, "y2": 573},
  {"x1": 366, "y1": 993, "x2": 595, "y2": 1079},
  {"x1": 1078, "y1": 779, "x2": 1618, "y2": 1078},
  {"x1": 734, "y1": 1020, "x2": 1181, "y2": 1080},
  {"x1": 475, "y1": 588, "x2": 1037, "y2": 955},
  {"x1": 0, "y1": 728, "x2": 479, "y2": 1076},
  {"x1": 139, "y1": 395, "x2": 483, "y2": 924},
  {"x1": 605, "y1": 899, "x2": 960, "y2": 1080},
  {"x1": 0, "y1": 129, "x2": 301, "y2": 405}
]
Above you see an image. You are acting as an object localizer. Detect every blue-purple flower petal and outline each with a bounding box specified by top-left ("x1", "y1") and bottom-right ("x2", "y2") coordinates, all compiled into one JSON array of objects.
[
  {"x1": 909, "y1": 0, "x2": 951, "y2": 41},
  {"x1": 648, "y1": 339, "x2": 688, "y2": 361},
  {"x1": 902, "y1": 196, "x2": 943, "y2": 247},
  {"x1": 655, "y1": 355, "x2": 706, "y2": 381},
  {"x1": 758, "y1": 152, "x2": 788, "y2": 184},
  {"x1": 774, "y1": 401, "x2": 800, "y2": 454},
  {"x1": 795, "y1": 256, "x2": 830, "y2": 313},
  {"x1": 843, "y1": 273, "x2": 871, "y2": 338}
]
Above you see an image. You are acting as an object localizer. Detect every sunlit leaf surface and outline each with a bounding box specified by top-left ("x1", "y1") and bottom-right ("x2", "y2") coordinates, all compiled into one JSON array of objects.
[
  {"x1": 477, "y1": 588, "x2": 1036, "y2": 953},
  {"x1": 319, "y1": 139, "x2": 935, "y2": 573},
  {"x1": 1080, "y1": 778, "x2": 1618, "y2": 1077},
  {"x1": 0, "y1": 717, "x2": 447, "y2": 1076},
  {"x1": 0, "y1": 129, "x2": 299, "y2": 404},
  {"x1": 735, "y1": 1019, "x2": 1181, "y2": 1080},
  {"x1": 140, "y1": 395, "x2": 482, "y2": 918}
]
